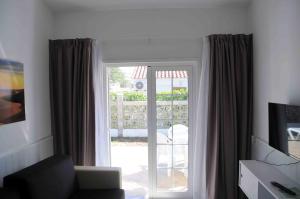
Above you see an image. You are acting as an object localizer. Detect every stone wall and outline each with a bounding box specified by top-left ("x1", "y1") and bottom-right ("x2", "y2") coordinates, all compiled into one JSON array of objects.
[{"x1": 110, "y1": 101, "x2": 188, "y2": 130}]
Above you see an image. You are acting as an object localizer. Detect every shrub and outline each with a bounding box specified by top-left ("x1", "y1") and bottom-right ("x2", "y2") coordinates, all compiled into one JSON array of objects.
[
  {"x1": 124, "y1": 91, "x2": 147, "y2": 101},
  {"x1": 156, "y1": 89, "x2": 188, "y2": 101},
  {"x1": 110, "y1": 92, "x2": 117, "y2": 101},
  {"x1": 109, "y1": 88, "x2": 188, "y2": 101}
]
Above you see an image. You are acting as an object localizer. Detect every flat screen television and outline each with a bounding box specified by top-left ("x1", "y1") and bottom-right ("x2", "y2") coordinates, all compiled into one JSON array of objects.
[{"x1": 269, "y1": 102, "x2": 300, "y2": 159}]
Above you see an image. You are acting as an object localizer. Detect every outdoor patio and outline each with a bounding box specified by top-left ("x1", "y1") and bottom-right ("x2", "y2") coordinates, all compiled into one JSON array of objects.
[
  {"x1": 111, "y1": 140, "x2": 188, "y2": 199},
  {"x1": 111, "y1": 141, "x2": 149, "y2": 199}
]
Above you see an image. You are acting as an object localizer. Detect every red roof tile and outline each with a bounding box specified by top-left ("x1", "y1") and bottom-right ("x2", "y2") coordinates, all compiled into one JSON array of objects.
[{"x1": 132, "y1": 66, "x2": 187, "y2": 79}]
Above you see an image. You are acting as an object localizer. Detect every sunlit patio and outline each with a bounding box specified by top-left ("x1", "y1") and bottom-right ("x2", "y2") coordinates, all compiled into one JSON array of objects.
[
  {"x1": 111, "y1": 139, "x2": 188, "y2": 199},
  {"x1": 111, "y1": 141, "x2": 149, "y2": 199}
]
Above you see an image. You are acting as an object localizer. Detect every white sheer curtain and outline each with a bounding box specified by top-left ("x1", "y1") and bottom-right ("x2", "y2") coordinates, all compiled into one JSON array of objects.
[
  {"x1": 193, "y1": 37, "x2": 210, "y2": 199},
  {"x1": 93, "y1": 41, "x2": 110, "y2": 166}
]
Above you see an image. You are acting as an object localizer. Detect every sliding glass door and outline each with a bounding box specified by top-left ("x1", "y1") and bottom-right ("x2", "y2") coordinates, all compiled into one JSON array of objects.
[
  {"x1": 148, "y1": 66, "x2": 192, "y2": 198},
  {"x1": 108, "y1": 65, "x2": 193, "y2": 199}
]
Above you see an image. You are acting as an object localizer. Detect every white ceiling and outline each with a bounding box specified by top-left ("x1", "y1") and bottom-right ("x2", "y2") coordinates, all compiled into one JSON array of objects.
[{"x1": 43, "y1": 0, "x2": 250, "y2": 12}]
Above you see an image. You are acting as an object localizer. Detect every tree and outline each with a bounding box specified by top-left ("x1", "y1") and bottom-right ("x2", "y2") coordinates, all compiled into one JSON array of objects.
[{"x1": 109, "y1": 68, "x2": 128, "y2": 87}]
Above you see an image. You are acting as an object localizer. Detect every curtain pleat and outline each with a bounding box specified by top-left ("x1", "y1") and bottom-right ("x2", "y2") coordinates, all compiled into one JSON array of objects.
[
  {"x1": 206, "y1": 34, "x2": 253, "y2": 199},
  {"x1": 49, "y1": 38, "x2": 96, "y2": 166}
]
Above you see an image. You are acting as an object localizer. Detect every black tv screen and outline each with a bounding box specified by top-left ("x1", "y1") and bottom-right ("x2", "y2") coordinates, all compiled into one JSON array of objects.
[{"x1": 269, "y1": 103, "x2": 300, "y2": 159}]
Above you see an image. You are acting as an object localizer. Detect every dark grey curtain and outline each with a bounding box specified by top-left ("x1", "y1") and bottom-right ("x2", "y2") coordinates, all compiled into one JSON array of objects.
[
  {"x1": 49, "y1": 38, "x2": 95, "y2": 166},
  {"x1": 206, "y1": 34, "x2": 253, "y2": 199}
]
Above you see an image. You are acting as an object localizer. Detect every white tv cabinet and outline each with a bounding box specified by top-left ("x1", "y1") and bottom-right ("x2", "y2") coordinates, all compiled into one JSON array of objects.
[{"x1": 239, "y1": 160, "x2": 300, "y2": 199}]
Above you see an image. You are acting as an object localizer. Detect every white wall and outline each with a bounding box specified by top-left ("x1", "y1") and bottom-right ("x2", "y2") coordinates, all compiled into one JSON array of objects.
[
  {"x1": 250, "y1": 0, "x2": 300, "y2": 142},
  {"x1": 0, "y1": 0, "x2": 54, "y2": 185},
  {"x1": 54, "y1": 6, "x2": 250, "y2": 62},
  {"x1": 249, "y1": 0, "x2": 300, "y2": 183},
  {"x1": 0, "y1": 2, "x2": 249, "y2": 185}
]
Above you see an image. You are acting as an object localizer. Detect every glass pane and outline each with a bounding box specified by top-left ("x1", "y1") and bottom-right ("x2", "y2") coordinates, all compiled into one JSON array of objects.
[
  {"x1": 157, "y1": 169, "x2": 173, "y2": 192},
  {"x1": 157, "y1": 119, "x2": 172, "y2": 129},
  {"x1": 172, "y1": 124, "x2": 188, "y2": 144},
  {"x1": 155, "y1": 69, "x2": 189, "y2": 193},
  {"x1": 173, "y1": 103, "x2": 188, "y2": 120},
  {"x1": 157, "y1": 129, "x2": 171, "y2": 144},
  {"x1": 173, "y1": 145, "x2": 188, "y2": 168},
  {"x1": 157, "y1": 169, "x2": 188, "y2": 192},
  {"x1": 173, "y1": 169, "x2": 188, "y2": 191},
  {"x1": 172, "y1": 71, "x2": 188, "y2": 145},
  {"x1": 157, "y1": 101, "x2": 172, "y2": 120},
  {"x1": 156, "y1": 71, "x2": 172, "y2": 93},
  {"x1": 157, "y1": 145, "x2": 172, "y2": 168}
]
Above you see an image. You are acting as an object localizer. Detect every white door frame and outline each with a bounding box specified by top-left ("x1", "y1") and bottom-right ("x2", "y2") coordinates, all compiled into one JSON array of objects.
[
  {"x1": 147, "y1": 65, "x2": 194, "y2": 199},
  {"x1": 105, "y1": 61, "x2": 199, "y2": 199}
]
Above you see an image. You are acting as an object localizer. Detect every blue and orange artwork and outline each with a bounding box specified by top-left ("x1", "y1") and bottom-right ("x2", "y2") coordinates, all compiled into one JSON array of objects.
[{"x1": 0, "y1": 59, "x2": 25, "y2": 125}]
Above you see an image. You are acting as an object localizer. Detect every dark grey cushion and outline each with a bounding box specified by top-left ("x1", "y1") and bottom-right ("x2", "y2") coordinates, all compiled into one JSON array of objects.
[
  {"x1": 70, "y1": 189, "x2": 125, "y2": 199},
  {"x1": 3, "y1": 155, "x2": 78, "y2": 199}
]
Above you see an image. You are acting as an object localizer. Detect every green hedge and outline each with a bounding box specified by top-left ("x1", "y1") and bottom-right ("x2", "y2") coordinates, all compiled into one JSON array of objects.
[
  {"x1": 124, "y1": 91, "x2": 147, "y2": 101},
  {"x1": 109, "y1": 89, "x2": 188, "y2": 101}
]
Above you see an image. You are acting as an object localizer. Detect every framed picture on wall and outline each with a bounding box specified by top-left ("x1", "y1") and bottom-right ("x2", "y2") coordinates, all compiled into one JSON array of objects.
[{"x1": 0, "y1": 59, "x2": 25, "y2": 125}]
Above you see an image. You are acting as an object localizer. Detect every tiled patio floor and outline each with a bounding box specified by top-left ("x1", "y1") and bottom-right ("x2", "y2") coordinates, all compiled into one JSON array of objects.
[
  {"x1": 111, "y1": 142, "x2": 149, "y2": 199},
  {"x1": 111, "y1": 141, "x2": 187, "y2": 199}
]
